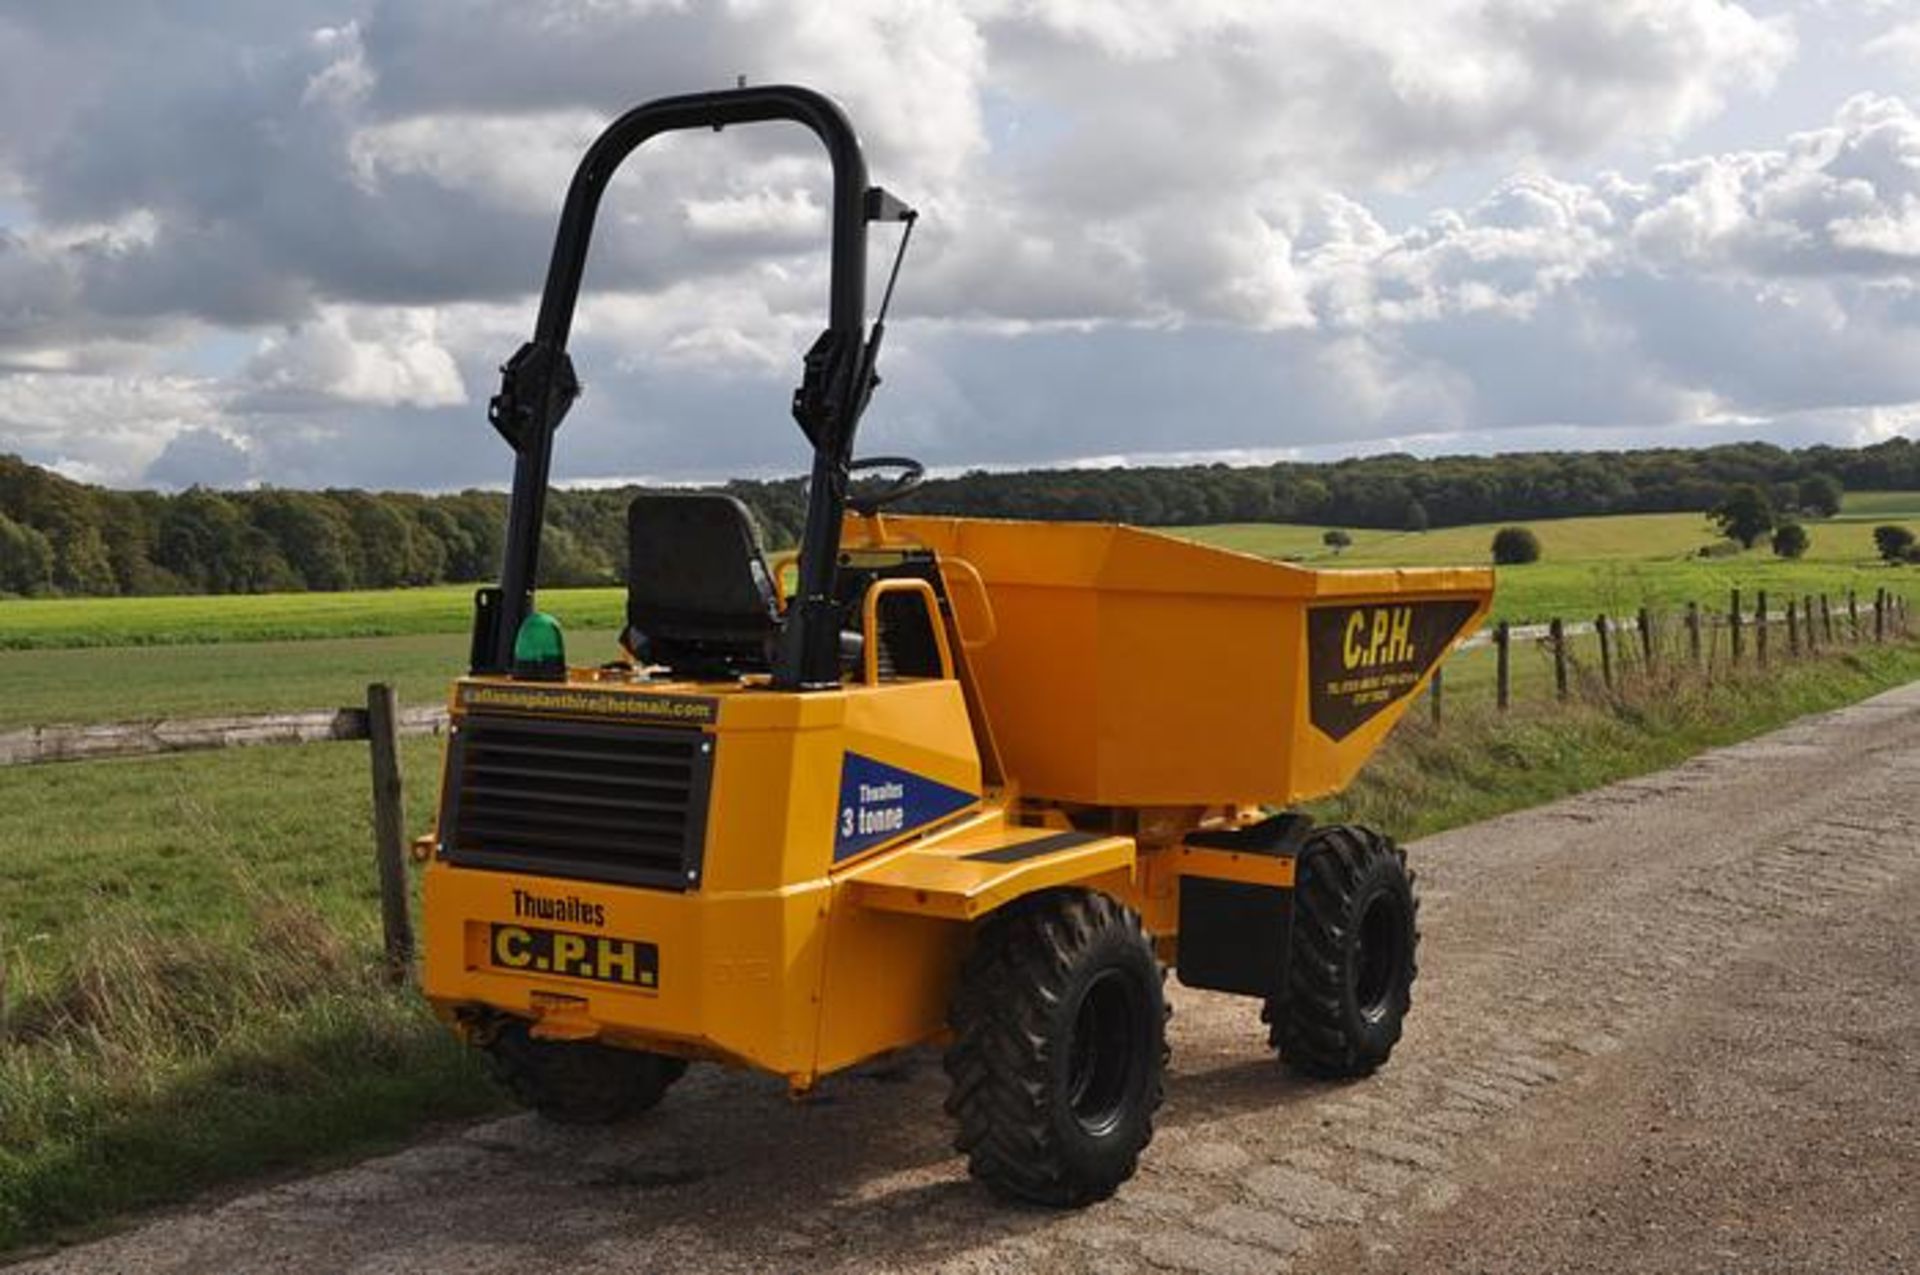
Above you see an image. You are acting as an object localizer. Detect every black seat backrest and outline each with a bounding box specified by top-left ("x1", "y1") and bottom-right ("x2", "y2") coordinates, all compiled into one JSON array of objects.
[{"x1": 626, "y1": 493, "x2": 780, "y2": 675}]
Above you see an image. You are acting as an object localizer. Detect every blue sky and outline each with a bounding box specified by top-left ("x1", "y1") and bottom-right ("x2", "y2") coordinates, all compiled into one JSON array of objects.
[{"x1": 3, "y1": 1, "x2": 1920, "y2": 491}]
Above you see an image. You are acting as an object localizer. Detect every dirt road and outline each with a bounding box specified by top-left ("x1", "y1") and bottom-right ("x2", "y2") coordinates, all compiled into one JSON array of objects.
[{"x1": 20, "y1": 683, "x2": 1920, "y2": 1274}]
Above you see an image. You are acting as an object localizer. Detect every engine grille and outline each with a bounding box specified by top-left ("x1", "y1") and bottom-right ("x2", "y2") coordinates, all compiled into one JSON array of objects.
[{"x1": 441, "y1": 714, "x2": 715, "y2": 890}]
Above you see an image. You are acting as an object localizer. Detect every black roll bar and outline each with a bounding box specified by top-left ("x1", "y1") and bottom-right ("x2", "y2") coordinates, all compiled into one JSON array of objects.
[{"x1": 484, "y1": 84, "x2": 906, "y2": 688}]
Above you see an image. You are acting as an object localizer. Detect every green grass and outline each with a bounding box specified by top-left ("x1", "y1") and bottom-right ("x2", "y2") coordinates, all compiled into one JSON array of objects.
[
  {"x1": 0, "y1": 736, "x2": 506, "y2": 1252},
  {"x1": 1177, "y1": 496, "x2": 1920, "y2": 623},
  {"x1": 0, "y1": 627, "x2": 1913, "y2": 1251},
  {"x1": 1316, "y1": 637, "x2": 1920, "y2": 839},
  {"x1": 1828, "y1": 490, "x2": 1920, "y2": 520},
  {"x1": 0, "y1": 502, "x2": 1911, "y2": 729},
  {"x1": 0, "y1": 630, "x2": 613, "y2": 731},
  {"x1": 0, "y1": 493, "x2": 1911, "y2": 652},
  {"x1": 0, "y1": 584, "x2": 626, "y2": 650},
  {"x1": 3, "y1": 636, "x2": 1916, "y2": 1252},
  {"x1": 0, "y1": 493, "x2": 1911, "y2": 1251}
]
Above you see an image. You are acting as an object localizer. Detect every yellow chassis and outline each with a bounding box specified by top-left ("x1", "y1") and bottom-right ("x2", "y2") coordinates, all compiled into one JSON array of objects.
[{"x1": 423, "y1": 674, "x2": 1294, "y2": 1091}]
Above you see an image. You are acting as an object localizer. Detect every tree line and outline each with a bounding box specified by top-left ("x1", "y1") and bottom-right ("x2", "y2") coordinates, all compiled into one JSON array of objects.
[{"x1": 1, "y1": 437, "x2": 1917, "y2": 597}]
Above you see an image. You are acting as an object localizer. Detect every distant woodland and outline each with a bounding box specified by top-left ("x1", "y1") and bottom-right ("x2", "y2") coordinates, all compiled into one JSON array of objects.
[{"x1": 2, "y1": 438, "x2": 1918, "y2": 597}]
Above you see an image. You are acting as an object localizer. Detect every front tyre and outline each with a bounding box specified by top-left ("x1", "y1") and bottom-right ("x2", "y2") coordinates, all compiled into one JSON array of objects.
[
  {"x1": 1264, "y1": 825, "x2": 1418, "y2": 1079},
  {"x1": 943, "y1": 889, "x2": 1167, "y2": 1207},
  {"x1": 484, "y1": 1021, "x2": 688, "y2": 1125}
]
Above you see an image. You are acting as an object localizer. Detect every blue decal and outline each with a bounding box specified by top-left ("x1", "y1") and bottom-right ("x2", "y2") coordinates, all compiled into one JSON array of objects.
[{"x1": 834, "y1": 752, "x2": 976, "y2": 861}]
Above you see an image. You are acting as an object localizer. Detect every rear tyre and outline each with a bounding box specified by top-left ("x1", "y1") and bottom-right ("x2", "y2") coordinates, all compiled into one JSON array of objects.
[
  {"x1": 943, "y1": 889, "x2": 1167, "y2": 1207},
  {"x1": 1263, "y1": 825, "x2": 1418, "y2": 1079},
  {"x1": 484, "y1": 1021, "x2": 688, "y2": 1125}
]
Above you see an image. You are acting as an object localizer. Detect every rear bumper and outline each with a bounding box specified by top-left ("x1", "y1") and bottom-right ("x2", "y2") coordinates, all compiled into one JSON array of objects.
[{"x1": 420, "y1": 860, "x2": 828, "y2": 1079}]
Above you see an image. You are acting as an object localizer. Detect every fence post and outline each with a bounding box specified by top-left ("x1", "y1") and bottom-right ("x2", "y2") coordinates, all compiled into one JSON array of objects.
[
  {"x1": 1686, "y1": 601, "x2": 1702, "y2": 669},
  {"x1": 1875, "y1": 588, "x2": 1886, "y2": 643},
  {"x1": 367, "y1": 682, "x2": 415, "y2": 986},
  {"x1": 1787, "y1": 598, "x2": 1800, "y2": 656},
  {"x1": 1495, "y1": 621, "x2": 1511, "y2": 711},
  {"x1": 1822, "y1": 593, "x2": 1834, "y2": 644},
  {"x1": 1429, "y1": 665, "x2": 1443, "y2": 727},
  {"x1": 1849, "y1": 590, "x2": 1859, "y2": 642},
  {"x1": 1637, "y1": 606, "x2": 1655, "y2": 672},
  {"x1": 1730, "y1": 589, "x2": 1743, "y2": 666},
  {"x1": 1550, "y1": 616, "x2": 1569, "y2": 700},
  {"x1": 1756, "y1": 590, "x2": 1769, "y2": 668},
  {"x1": 1803, "y1": 593, "x2": 1817, "y2": 652},
  {"x1": 1597, "y1": 613, "x2": 1614, "y2": 689}
]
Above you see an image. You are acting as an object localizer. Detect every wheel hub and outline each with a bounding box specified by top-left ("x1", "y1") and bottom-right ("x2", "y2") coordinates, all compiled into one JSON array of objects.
[
  {"x1": 1355, "y1": 892, "x2": 1406, "y2": 1023},
  {"x1": 1066, "y1": 969, "x2": 1137, "y2": 1137}
]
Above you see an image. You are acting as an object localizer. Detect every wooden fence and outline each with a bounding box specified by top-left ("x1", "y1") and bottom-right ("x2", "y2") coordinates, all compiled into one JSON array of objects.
[
  {"x1": 0, "y1": 702, "x2": 447, "y2": 768},
  {"x1": 1429, "y1": 587, "x2": 1912, "y2": 722}
]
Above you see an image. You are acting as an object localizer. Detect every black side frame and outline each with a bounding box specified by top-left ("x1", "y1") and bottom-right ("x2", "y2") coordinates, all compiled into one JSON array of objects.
[{"x1": 480, "y1": 84, "x2": 909, "y2": 689}]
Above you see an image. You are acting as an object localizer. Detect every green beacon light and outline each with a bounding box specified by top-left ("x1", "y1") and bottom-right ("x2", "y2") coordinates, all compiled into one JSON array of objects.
[{"x1": 511, "y1": 611, "x2": 568, "y2": 681}]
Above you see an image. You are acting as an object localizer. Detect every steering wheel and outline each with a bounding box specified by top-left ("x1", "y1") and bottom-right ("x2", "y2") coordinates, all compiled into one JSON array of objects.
[{"x1": 845, "y1": 455, "x2": 925, "y2": 514}]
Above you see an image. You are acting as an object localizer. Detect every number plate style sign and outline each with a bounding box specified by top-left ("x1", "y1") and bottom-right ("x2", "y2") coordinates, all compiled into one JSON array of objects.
[
  {"x1": 488, "y1": 923, "x2": 660, "y2": 990},
  {"x1": 1305, "y1": 599, "x2": 1480, "y2": 740}
]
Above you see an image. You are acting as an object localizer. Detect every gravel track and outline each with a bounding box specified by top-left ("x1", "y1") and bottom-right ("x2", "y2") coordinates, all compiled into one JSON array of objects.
[{"x1": 18, "y1": 682, "x2": 1920, "y2": 1274}]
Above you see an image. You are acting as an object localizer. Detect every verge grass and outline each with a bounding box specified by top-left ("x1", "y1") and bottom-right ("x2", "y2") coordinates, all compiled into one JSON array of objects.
[
  {"x1": 1316, "y1": 635, "x2": 1920, "y2": 840},
  {"x1": 0, "y1": 737, "x2": 504, "y2": 1253}
]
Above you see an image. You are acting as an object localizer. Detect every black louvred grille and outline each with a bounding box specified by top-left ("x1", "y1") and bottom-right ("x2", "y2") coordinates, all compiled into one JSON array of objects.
[{"x1": 443, "y1": 714, "x2": 714, "y2": 889}]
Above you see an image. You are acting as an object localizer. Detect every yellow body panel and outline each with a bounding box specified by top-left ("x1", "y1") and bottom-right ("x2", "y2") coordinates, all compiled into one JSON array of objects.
[
  {"x1": 1172, "y1": 844, "x2": 1297, "y2": 890},
  {"x1": 423, "y1": 671, "x2": 987, "y2": 1086},
  {"x1": 845, "y1": 824, "x2": 1137, "y2": 921}
]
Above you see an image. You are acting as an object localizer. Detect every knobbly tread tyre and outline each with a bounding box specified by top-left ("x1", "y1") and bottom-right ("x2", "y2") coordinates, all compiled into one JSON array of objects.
[
  {"x1": 943, "y1": 889, "x2": 1168, "y2": 1207},
  {"x1": 1263, "y1": 824, "x2": 1419, "y2": 1079},
  {"x1": 484, "y1": 1022, "x2": 688, "y2": 1126}
]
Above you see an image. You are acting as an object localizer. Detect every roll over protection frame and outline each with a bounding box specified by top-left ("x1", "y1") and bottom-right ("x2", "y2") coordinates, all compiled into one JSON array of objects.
[{"x1": 481, "y1": 84, "x2": 914, "y2": 688}]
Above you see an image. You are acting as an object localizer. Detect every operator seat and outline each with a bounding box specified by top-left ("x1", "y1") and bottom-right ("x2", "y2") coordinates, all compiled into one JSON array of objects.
[{"x1": 625, "y1": 493, "x2": 781, "y2": 676}]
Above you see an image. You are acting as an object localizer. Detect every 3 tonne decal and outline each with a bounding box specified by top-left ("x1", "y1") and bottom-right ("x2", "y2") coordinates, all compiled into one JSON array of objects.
[
  {"x1": 1305, "y1": 599, "x2": 1480, "y2": 740},
  {"x1": 834, "y1": 752, "x2": 976, "y2": 861}
]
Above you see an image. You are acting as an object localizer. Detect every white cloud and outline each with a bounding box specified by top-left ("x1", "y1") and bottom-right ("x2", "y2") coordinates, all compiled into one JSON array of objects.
[
  {"x1": 0, "y1": 372, "x2": 224, "y2": 483},
  {"x1": 243, "y1": 306, "x2": 466, "y2": 410},
  {"x1": 1864, "y1": 17, "x2": 1920, "y2": 78}
]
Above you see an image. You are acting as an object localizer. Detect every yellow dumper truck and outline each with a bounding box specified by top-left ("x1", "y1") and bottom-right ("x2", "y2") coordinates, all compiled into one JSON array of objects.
[{"x1": 421, "y1": 85, "x2": 1493, "y2": 1206}]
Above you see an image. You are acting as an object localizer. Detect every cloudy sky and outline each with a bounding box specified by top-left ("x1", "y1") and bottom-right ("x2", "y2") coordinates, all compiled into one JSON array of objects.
[{"x1": 4, "y1": 1, "x2": 1920, "y2": 492}]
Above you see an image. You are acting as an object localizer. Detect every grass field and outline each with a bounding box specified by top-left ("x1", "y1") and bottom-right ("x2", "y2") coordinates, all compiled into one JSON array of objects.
[
  {"x1": 0, "y1": 584, "x2": 626, "y2": 651},
  {"x1": 0, "y1": 499, "x2": 1910, "y2": 729},
  {"x1": 0, "y1": 735, "x2": 506, "y2": 1251},
  {"x1": 0, "y1": 494, "x2": 1911, "y2": 654},
  {"x1": 1825, "y1": 490, "x2": 1920, "y2": 520},
  {"x1": 0, "y1": 631, "x2": 605, "y2": 731},
  {"x1": 2, "y1": 632, "x2": 1916, "y2": 1252},
  {"x1": 1180, "y1": 494, "x2": 1920, "y2": 622}
]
